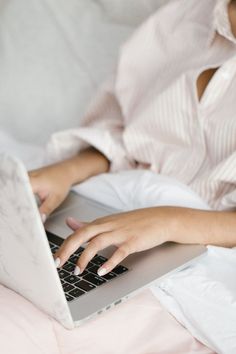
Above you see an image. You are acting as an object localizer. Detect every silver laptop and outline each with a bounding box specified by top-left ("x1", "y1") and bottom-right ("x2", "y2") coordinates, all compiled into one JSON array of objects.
[{"x1": 0, "y1": 154, "x2": 206, "y2": 329}]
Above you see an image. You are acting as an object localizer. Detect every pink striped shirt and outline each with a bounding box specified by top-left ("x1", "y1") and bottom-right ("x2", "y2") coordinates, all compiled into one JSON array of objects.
[{"x1": 48, "y1": 0, "x2": 236, "y2": 210}]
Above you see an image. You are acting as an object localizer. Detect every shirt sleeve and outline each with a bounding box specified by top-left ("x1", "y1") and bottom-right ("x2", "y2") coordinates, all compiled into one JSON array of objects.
[{"x1": 45, "y1": 74, "x2": 135, "y2": 172}]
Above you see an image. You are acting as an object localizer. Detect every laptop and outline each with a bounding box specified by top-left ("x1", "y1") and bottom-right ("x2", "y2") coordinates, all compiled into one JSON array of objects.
[{"x1": 0, "y1": 154, "x2": 206, "y2": 329}]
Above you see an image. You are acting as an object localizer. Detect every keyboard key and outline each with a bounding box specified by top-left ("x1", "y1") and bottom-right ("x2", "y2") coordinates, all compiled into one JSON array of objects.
[
  {"x1": 65, "y1": 294, "x2": 74, "y2": 302},
  {"x1": 113, "y1": 265, "x2": 128, "y2": 275},
  {"x1": 88, "y1": 265, "x2": 100, "y2": 275},
  {"x1": 102, "y1": 272, "x2": 117, "y2": 280},
  {"x1": 75, "y1": 280, "x2": 95, "y2": 292},
  {"x1": 92, "y1": 255, "x2": 107, "y2": 266},
  {"x1": 74, "y1": 247, "x2": 84, "y2": 255},
  {"x1": 80, "y1": 270, "x2": 89, "y2": 277},
  {"x1": 58, "y1": 269, "x2": 70, "y2": 279},
  {"x1": 84, "y1": 273, "x2": 106, "y2": 286},
  {"x1": 49, "y1": 242, "x2": 59, "y2": 251},
  {"x1": 69, "y1": 288, "x2": 85, "y2": 298},
  {"x1": 63, "y1": 262, "x2": 75, "y2": 272},
  {"x1": 86, "y1": 261, "x2": 96, "y2": 269},
  {"x1": 62, "y1": 283, "x2": 74, "y2": 292},
  {"x1": 69, "y1": 255, "x2": 78, "y2": 264},
  {"x1": 64, "y1": 275, "x2": 80, "y2": 284}
]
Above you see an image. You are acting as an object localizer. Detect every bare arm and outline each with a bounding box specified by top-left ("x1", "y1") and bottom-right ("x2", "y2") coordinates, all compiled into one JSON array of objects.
[
  {"x1": 47, "y1": 147, "x2": 110, "y2": 186},
  {"x1": 29, "y1": 147, "x2": 109, "y2": 218},
  {"x1": 169, "y1": 207, "x2": 236, "y2": 247}
]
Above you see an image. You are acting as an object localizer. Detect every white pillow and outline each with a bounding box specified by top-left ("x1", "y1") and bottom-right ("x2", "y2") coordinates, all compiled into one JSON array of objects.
[
  {"x1": 0, "y1": 0, "x2": 167, "y2": 146},
  {"x1": 151, "y1": 246, "x2": 236, "y2": 354},
  {"x1": 0, "y1": 0, "x2": 131, "y2": 145},
  {"x1": 99, "y1": 0, "x2": 169, "y2": 26}
]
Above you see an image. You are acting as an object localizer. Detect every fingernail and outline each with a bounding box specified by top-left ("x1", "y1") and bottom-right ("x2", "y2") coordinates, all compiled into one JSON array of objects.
[
  {"x1": 67, "y1": 217, "x2": 81, "y2": 225},
  {"x1": 41, "y1": 213, "x2": 47, "y2": 223},
  {"x1": 54, "y1": 257, "x2": 61, "y2": 268},
  {"x1": 97, "y1": 267, "x2": 107, "y2": 277},
  {"x1": 74, "y1": 266, "x2": 81, "y2": 276}
]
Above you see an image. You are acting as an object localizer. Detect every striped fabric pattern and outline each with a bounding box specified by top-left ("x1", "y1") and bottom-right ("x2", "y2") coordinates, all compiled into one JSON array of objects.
[{"x1": 47, "y1": 0, "x2": 236, "y2": 210}]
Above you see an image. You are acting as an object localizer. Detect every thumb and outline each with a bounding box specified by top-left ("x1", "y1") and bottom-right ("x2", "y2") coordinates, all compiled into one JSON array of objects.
[{"x1": 66, "y1": 217, "x2": 87, "y2": 231}]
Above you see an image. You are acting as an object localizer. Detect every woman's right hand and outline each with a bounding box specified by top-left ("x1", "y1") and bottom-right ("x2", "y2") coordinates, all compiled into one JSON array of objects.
[{"x1": 29, "y1": 163, "x2": 72, "y2": 222}]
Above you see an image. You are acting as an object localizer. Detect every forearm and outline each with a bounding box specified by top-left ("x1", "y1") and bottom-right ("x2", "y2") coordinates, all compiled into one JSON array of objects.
[
  {"x1": 51, "y1": 147, "x2": 110, "y2": 186},
  {"x1": 168, "y1": 207, "x2": 236, "y2": 247}
]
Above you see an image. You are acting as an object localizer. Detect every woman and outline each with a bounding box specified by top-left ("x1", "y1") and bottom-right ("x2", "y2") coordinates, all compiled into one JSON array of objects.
[{"x1": 30, "y1": 0, "x2": 236, "y2": 277}]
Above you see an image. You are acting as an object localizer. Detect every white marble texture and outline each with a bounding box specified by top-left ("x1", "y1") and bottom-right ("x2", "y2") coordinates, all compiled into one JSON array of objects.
[{"x1": 0, "y1": 153, "x2": 74, "y2": 329}]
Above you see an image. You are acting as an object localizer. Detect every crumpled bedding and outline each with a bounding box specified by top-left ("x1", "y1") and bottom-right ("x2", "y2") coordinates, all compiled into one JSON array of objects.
[
  {"x1": 0, "y1": 284, "x2": 214, "y2": 354},
  {"x1": 152, "y1": 246, "x2": 236, "y2": 354}
]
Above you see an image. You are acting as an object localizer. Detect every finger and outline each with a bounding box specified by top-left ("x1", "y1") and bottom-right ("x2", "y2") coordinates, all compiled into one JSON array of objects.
[
  {"x1": 75, "y1": 232, "x2": 117, "y2": 274},
  {"x1": 29, "y1": 174, "x2": 39, "y2": 190},
  {"x1": 97, "y1": 242, "x2": 132, "y2": 276},
  {"x1": 55, "y1": 223, "x2": 111, "y2": 267},
  {"x1": 38, "y1": 194, "x2": 62, "y2": 221},
  {"x1": 29, "y1": 176, "x2": 46, "y2": 199},
  {"x1": 66, "y1": 217, "x2": 87, "y2": 231},
  {"x1": 29, "y1": 176, "x2": 54, "y2": 221}
]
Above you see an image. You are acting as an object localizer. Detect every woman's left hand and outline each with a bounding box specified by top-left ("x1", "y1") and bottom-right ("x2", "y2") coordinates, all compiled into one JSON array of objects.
[{"x1": 54, "y1": 207, "x2": 175, "y2": 276}]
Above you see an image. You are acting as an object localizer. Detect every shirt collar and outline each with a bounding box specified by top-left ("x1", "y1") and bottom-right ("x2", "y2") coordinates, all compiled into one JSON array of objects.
[{"x1": 214, "y1": 0, "x2": 236, "y2": 44}]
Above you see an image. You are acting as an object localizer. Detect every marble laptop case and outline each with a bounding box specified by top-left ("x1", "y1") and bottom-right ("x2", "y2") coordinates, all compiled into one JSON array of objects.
[{"x1": 0, "y1": 154, "x2": 74, "y2": 328}]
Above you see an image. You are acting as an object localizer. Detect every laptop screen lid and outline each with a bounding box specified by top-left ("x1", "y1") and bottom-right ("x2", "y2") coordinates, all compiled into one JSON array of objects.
[{"x1": 0, "y1": 154, "x2": 74, "y2": 329}]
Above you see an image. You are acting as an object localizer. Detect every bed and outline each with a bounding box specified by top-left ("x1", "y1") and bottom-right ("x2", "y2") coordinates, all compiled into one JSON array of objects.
[{"x1": 0, "y1": 1, "x2": 235, "y2": 353}]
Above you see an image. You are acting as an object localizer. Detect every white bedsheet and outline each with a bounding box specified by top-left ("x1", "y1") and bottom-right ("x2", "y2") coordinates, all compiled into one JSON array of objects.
[
  {"x1": 1, "y1": 133, "x2": 236, "y2": 354},
  {"x1": 151, "y1": 246, "x2": 236, "y2": 354},
  {"x1": 73, "y1": 169, "x2": 211, "y2": 212}
]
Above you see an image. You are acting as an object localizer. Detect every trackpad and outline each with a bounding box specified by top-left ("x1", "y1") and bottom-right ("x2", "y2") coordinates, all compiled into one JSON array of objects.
[{"x1": 45, "y1": 192, "x2": 119, "y2": 238}]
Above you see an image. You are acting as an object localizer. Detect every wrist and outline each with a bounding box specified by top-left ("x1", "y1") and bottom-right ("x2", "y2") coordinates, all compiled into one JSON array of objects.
[
  {"x1": 161, "y1": 206, "x2": 193, "y2": 244},
  {"x1": 152, "y1": 206, "x2": 182, "y2": 244},
  {"x1": 58, "y1": 147, "x2": 110, "y2": 186},
  {"x1": 164, "y1": 207, "x2": 182, "y2": 243},
  {"x1": 152, "y1": 206, "x2": 236, "y2": 247}
]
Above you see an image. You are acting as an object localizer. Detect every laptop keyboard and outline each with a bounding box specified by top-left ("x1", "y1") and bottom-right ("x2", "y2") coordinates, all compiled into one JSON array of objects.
[{"x1": 48, "y1": 235, "x2": 129, "y2": 302}]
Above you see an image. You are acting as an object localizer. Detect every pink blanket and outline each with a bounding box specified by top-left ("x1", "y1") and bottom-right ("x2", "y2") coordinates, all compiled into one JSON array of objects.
[{"x1": 0, "y1": 284, "x2": 215, "y2": 354}]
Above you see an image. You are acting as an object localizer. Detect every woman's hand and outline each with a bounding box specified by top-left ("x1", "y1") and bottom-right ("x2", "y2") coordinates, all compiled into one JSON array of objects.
[
  {"x1": 52, "y1": 199, "x2": 236, "y2": 276},
  {"x1": 29, "y1": 163, "x2": 72, "y2": 221},
  {"x1": 29, "y1": 147, "x2": 110, "y2": 221},
  {"x1": 54, "y1": 207, "x2": 174, "y2": 276}
]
